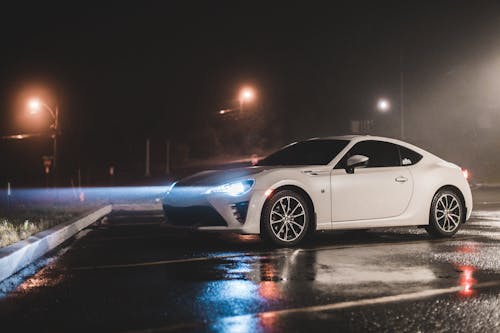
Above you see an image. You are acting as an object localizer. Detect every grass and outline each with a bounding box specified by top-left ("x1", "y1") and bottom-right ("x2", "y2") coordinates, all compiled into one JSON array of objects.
[
  {"x1": 0, "y1": 220, "x2": 46, "y2": 248},
  {"x1": 0, "y1": 204, "x2": 100, "y2": 248}
]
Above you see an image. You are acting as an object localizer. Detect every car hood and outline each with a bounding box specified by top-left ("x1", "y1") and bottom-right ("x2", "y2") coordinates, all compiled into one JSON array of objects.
[{"x1": 174, "y1": 166, "x2": 269, "y2": 187}]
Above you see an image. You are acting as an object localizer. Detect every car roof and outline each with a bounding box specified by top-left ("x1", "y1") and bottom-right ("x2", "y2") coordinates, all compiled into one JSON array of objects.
[
  {"x1": 309, "y1": 135, "x2": 412, "y2": 146},
  {"x1": 310, "y1": 134, "x2": 396, "y2": 142},
  {"x1": 307, "y1": 135, "x2": 439, "y2": 160}
]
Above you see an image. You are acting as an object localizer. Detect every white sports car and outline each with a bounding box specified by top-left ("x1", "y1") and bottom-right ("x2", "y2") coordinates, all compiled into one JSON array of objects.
[{"x1": 162, "y1": 136, "x2": 472, "y2": 246}]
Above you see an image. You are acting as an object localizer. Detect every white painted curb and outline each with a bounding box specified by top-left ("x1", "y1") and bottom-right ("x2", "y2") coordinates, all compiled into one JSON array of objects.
[{"x1": 0, "y1": 205, "x2": 112, "y2": 282}]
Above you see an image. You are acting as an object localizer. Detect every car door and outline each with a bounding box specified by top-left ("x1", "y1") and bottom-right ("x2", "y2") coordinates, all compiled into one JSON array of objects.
[{"x1": 331, "y1": 140, "x2": 413, "y2": 222}]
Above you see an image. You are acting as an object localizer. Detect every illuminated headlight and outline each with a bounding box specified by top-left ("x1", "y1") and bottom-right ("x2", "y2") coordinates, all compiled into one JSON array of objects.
[
  {"x1": 205, "y1": 180, "x2": 255, "y2": 196},
  {"x1": 165, "y1": 182, "x2": 177, "y2": 196}
]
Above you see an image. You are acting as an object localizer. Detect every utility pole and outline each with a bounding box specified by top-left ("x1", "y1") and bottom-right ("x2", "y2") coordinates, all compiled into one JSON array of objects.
[
  {"x1": 27, "y1": 98, "x2": 60, "y2": 186},
  {"x1": 165, "y1": 140, "x2": 171, "y2": 174},
  {"x1": 6, "y1": 182, "x2": 11, "y2": 211},
  {"x1": 399, "y1": 53, "x2": 405, "y2": 140},
  {"x1": 77, "y1": 168, "x2": 82, "y2": 189},
  {"x1": 53, "y1": 104, "x2": 59, "y2": 176},
  {"x1": 145, "y1": 138, "x2": 151, "y2": 177},
  {"x1": 400, "y1": 68, "x2": 405, "y2": 140}
]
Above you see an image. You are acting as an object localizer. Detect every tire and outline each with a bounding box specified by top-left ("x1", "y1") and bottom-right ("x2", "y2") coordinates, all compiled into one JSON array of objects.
[
  {"x1": 425, "y1": 189, "x2": 464, "y2": 238},
  {"x1": 261, "y1": 190, "x2": 311, "y2": 247}
]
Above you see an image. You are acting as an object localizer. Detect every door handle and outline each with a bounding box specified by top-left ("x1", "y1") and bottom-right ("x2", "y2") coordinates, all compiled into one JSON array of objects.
[{"x1": 395, "y1": 176, "x2": 408, "y2": 183}]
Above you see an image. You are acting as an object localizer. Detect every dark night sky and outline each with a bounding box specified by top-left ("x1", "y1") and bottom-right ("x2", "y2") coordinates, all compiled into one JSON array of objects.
[{"x1": 1, "y1": 1, "x2": 500, "y2": 184}]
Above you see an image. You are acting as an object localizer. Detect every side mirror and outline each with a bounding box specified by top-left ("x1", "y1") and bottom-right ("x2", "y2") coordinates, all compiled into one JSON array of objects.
[{"x1": 346, "y1": 155, "x2": 369, "y2": 174}]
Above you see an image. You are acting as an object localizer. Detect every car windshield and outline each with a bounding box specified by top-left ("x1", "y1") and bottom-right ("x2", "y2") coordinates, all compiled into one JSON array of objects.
[{"x1": 257, "y1": 139, "x2": 349, "y2": 166}]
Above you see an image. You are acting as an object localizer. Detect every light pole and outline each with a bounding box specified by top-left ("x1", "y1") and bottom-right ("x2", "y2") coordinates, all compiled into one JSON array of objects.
[
  {"x1": 399, "y1": 68, "x2": 405, "y2": 140},
  {"x1": 28, "y1": 98, "x2": 60, "y2": 179}
]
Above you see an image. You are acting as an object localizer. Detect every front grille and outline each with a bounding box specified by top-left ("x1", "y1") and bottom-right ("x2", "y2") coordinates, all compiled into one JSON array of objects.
[{"x1": 163, "y1": 205, "x2": 227, "y2": 227}]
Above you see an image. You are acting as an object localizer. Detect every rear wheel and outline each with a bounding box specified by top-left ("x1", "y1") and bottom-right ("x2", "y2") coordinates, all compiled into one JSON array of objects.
[
  {"x1": 425, "y1": 189, "x2": 464, "y2": 237},
  {"x1": 261, "y1": 190, "x2": 310, "y2": 247}
]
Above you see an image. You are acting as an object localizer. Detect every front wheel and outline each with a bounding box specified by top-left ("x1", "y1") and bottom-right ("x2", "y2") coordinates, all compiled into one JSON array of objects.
[
  {"x1": 425, "y1": 189, "x2": 464, "y2": 237},
  {"x1": 261, "y1": 190, "x2": 311, "y2": 247}
]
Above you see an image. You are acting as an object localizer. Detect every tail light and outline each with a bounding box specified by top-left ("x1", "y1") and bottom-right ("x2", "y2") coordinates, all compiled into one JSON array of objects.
[{"x1": 462, "y1": 169, "x2": 469, "y2": 180}]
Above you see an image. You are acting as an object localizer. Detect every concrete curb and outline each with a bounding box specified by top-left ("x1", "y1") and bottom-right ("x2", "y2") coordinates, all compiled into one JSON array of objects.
[{"x1": 0, "y1": 205, "x2": 112, "y2": 282}]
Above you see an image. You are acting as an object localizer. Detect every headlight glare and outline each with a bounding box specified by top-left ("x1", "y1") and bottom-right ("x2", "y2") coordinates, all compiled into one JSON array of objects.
[
  {"x1": 206, "y1": 179, "x2": 254, "y2": 196},
  {"x1": 165, "y1": 182, "x2": 177, "y2": 196}
]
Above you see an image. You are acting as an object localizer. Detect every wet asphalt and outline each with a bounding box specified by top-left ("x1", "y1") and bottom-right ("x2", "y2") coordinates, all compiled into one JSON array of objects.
[{"x1": 2, "y1": 191, "x2": 500, "y2": 332}]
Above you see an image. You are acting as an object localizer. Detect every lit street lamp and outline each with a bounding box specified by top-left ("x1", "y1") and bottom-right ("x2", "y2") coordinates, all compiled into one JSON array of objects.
[
  {"x1": 28, "y1": 98, "x2": 60, "y2": 179},
  {"x1": 376, "y1": 98, "x2": 391, "y2": 112},
  {"x1": 239, "y1": 87, "x2": 255, "y2": 113},
  {"x1": 28, "y1": 99, "x2": 42, "y2": 114},
  {"x1": 218, "y1": 108, "x2": 235, "y2": 115}
]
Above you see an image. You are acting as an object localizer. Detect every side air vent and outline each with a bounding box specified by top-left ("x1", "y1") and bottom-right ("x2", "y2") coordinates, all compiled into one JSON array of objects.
[{"x1": 230, "y1": 201, "x2": 249, "y2": 224}]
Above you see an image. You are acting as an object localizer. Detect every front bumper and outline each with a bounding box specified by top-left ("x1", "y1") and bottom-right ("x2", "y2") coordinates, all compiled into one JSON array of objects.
[
  {"x1": 163, "y1": 204, "x2": 228, "y2": 227},
  {"x1": 162, "y1": 187, "x2": 267, "y2": 234}
]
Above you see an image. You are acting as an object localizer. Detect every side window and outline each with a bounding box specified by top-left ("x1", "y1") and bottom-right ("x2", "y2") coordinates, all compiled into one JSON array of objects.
[
  {"x1": 399, "y1": 146, "x2": 423, "y2": 166},
  {"x1": 336, "y1": 141, "x2": 401, "y2": 168}
]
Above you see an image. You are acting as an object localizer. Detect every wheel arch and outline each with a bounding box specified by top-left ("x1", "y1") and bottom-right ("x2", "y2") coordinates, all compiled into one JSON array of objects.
[
  {"x1": 261, "y1": 184, "x2": 317, "y2": 233},
  {"x1": 433, "y1": 184, "x2": 467, "y2": 223}
]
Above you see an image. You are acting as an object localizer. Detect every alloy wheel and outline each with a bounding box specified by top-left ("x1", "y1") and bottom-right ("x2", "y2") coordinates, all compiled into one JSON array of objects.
[
  {"x1": 269, "y1": 196, "x2": 307, "y2": 242},
  {"x1": 434, "y1": 193, "x2": 461, "y2": 233}
]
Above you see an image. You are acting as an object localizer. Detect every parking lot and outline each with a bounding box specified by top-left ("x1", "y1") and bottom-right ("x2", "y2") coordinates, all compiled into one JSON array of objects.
[{"x1": 2, "y1": 189, "x2": 500, "y2": 332}]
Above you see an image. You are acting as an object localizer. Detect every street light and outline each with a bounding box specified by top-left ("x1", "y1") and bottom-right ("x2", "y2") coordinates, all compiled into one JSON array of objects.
[
  {"x1": 27, "y1": 98, "x2": 60, "y2": 179},
  {"x1": 376, "y1": 98, "x2": 391, "y2": 113},
  {"x1": 28, "y1": 99, "x2": 41, "y2": 114},
  {"x1": 239, "y1": 87, "x2": 255, "y2": 113}
]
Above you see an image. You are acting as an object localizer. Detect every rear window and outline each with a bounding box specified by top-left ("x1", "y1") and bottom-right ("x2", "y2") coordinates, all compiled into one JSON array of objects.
[{"x1": 399, "y1": 146, "x2": 423, "y2": 166}]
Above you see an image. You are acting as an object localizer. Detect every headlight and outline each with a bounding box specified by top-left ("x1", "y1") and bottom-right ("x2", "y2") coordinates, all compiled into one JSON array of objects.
[
  {"x1": 205, "y1": 179, "x2": 255, "y2": 196},
  {"x1": 165, "y1": 182, "x2": 177, "y2": 196}
]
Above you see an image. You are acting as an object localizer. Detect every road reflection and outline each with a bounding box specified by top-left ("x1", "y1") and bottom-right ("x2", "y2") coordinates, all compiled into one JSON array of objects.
[
  {"x1": 259, "y1": 281, "x2": 280, "y2": 300},
  {"x1": 458, "y1": 265, "x2": 476, "y2": 297},
  {"x1": 455, "y1": 244, "x2": 478, "y2": 298},
  {"x1": 203, "y1": 249, "x2": 317, "y2": 332}
]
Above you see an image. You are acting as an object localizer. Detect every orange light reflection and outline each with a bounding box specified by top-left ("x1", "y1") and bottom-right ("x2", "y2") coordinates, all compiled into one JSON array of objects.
[
  {"x1": 458, "y1": 265, "x2": 476, "y2": 297},
  {"x1": 259, "y1": 312, "x2": 277, "y2": 328},
  {"x1": 259, "y1": 281, "x2": 280, "y2": 300}
]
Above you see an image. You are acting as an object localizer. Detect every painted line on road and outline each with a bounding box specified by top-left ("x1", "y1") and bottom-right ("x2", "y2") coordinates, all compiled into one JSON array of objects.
[
  {"x1": 474, "y1": 201, "x2": 500, "y2": 205},
  {"x1": 123, "y1": 279, "x2": 500, "y2": 333},
  {"x1": 469, "y1": 218, "x2": 500, "y2": 223},
  {"x1": 225, "y1": 279, "x2": 500, "y2": 321},
  {"x1": 300, "y1": 234, "x2": 477, "y2": 254},
  {"x1": 466, "y1": 222, "x2": 500, "y2": 227},
  {"x1": 71, "y1": 235, "x2": 479, "y2": 271}
]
